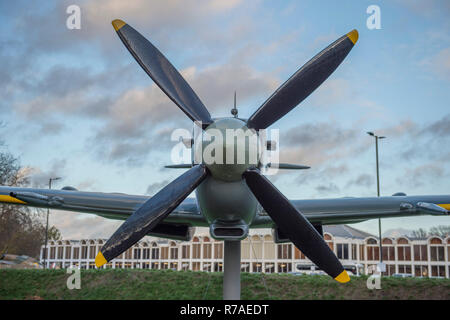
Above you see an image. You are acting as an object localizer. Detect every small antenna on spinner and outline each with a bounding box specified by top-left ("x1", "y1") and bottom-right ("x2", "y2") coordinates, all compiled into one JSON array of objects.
[{"x1": 231, "y1": 91, "x2": 238, "y2": 118}]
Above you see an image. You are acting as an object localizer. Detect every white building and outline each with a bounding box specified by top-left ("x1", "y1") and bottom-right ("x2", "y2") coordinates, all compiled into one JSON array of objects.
[{"x1": 40, "y1": 225, "x2": 450, "y2": 278}]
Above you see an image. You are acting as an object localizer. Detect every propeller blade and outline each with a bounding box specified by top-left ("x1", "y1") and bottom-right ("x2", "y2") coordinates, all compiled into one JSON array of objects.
[
  {"x1": 243, "y1": 168, "x2": 349, "y2": 283},
  {"x1": 112, "y1": 19, "x2": 213, "y2": 126},
  {"x1": 95, "y1": 164, "x2": 208, "y2": 267},
  {"x1": 247, "y1": 30, "x2": 358, "y2": 130}
]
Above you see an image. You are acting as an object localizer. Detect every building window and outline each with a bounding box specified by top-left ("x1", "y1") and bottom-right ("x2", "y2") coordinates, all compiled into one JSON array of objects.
[
  {"x1": 170, "y1": 247, "x2": 178, "y2": 260},
  {"x1": 192, "y1": 244, "x2": 201, "y2": 259},
  {"x1": 414, "y1": 265, "x2": 428, "y2": 277},
  {"x1": 50, "y1": 247, "x2": 56, "y2": 259},
  {"x1": 252, "y1": 263, "x2": 262, "y2": 273},
  {"x1": 203, "y1": 262, "x2": 212, "y2": 271},
  {"x1": 182, "y1": 246, "x2": 190, "y2": 259},
  {"x1": 265, "y1": 263, "x2": 275, "y2": 273},
  {"x1": 161, "y1": 247, "x2": 169, "y2": 260},
  {"x1": 351, "y1": 244, "x2": 357, "y2": 260},
  {"x1": 214, "y1": 262, "x2": 223, "y2": 272},
  {"x1": 359, "y1": 244, "x2": 365, "y2": 260},
  {"x1": 277, "y1": 244, "x2": 292, "y2": 259},
  {"x1": 413, "y1": 245, "x2": 427, "y2": 261},
  {"x1": 398, "y1": 265, "x2": 412, "y2": 274},
  {"x1": 56, "y1": 247, "x2": 63, "y2": 259},
  {"x1": 192, "y1": 262, "x2": 200, "y2": 271},
  {"x1": 134, "y1": 248, "x2": 141, "y2": 259},
  {"x1": 151, "y1": 247, "x2": 159, "y2": 260},
  {"x1": 81, "y1": 246, "x2": 88, "y2": 259},
  {"x1": 241, "y1": 263, "x2": 250, "y2": 272},
  {"x1": 277, "y1": 263, "x2": 291, "y2": 273},
  {"x1": 431, "y1": 265, "x2": 445, "y2": 277},
  {"x1": 203, "y1": 244, "x2": 212, "y2": 259},
  {"x1": 397, "y1": 246, "x2": 411, "y2": 261},
  {"x1": 89, "y1": 246, "x2": 96, "y2": 259},
  {"x1": 367, "y1": 245, "x2": 379, "y2": 261},
  {"x1": 382, "y1": 264, "x2": 395, "y2": 276},
  {"x1": 181, "y1": 262, "x2": 190, "y2": 271},
  {"x1": 65, "y1": 247, "x2": 71, "y2": 259},
  {"x1": 382, "y1": 246, "x2": 395, "y2": 261},
  {"x1": 337, "y1": 243, "x2": 349, "y2": 260},
  {"x1": 214, "y1": 243, "x2": 223, "y2": 259},
  {"x1": 430, "y1": 246, "x2": 445, "y2": 261},
  {"x1": 73, "y1": 248, "x2": 79, "y2": 259},
  {"x1": 143, "y1": 248, "x2": 150, "y2": 259}
]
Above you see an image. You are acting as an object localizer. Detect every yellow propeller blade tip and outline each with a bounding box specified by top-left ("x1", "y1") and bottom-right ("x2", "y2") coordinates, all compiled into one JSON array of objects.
[
  {"x1": 112, "y1": 19, "x2": 126, "y2": 31},
  {"x1": 334, "y1": 270, "x2": 350, "y2": 283},
  {"x1": 347, "y1": 29, "x2": 359, "y2": 45},
  {"x1": 95, "y1": 251, "x2": 107, "y2": 268}
]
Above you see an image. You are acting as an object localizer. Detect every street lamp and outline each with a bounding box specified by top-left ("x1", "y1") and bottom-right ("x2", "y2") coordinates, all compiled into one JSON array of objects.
[
  {"x1": 367, "y1": 132, "x2": 386, "y2": 266},
  {"x1": 43, "y1": 176, "x2": 61, "y2": 269}
]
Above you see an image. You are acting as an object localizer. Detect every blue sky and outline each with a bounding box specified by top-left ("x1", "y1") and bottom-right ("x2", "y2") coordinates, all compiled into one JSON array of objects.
[{"x1": 0, "y1": 0, "x2": 449, "y2": 238}]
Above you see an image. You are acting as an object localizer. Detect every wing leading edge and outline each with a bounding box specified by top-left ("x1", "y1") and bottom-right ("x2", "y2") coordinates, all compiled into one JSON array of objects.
[
  {"x1": 251, "y1": 195, "x2": 450, "y2": 227},
  {"x1": 0, "y1": 186, "x2": 206, "y2": 227}
]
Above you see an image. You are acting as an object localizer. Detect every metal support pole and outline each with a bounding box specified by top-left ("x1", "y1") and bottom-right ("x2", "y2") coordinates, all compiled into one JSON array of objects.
[
  {"x1": 223, "y1": 240, "x2": 241, "y2": 300},
  {"x1": 43, "y1": 179, "x2": 52, "y2": 269},
  {"x1": 43, "y1": 177, "x2": 60, "y2": 269},
  {"x1": 375, "y1": 137, "x2": 383, "y2": 263}
]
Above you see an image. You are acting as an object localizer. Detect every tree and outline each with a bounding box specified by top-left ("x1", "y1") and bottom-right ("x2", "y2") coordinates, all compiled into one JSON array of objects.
[
  {"x1": 429, "y1": 225, "x2": 450, "y2": 238},
  {"x1": 0, "y1": 150, "x2": 62, "y2": 258},
  {"x1": 48, "y1": 225, "x2": 62, "y2": 241},
  {"x1": 411, "y1": 225, "x2": 450, "y2": 239},
  {"x1": 411, "y1": 228, "x2": 428, "y2": 239}
]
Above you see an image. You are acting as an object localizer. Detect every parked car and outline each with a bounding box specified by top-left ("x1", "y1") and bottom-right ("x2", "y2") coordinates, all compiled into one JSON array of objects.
[{"x1": 392, "y1": 273, "x2": 413, "y2": 278}]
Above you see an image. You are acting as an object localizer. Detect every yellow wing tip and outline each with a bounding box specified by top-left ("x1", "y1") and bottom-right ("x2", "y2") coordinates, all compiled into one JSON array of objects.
[
  {"x1": 347, "y1": 29, "x2": 359, "y2": 45},
  {"x1": 95, "y1": 251, "x2": 107, "y2": 268},
  {"x1": 112, "y1": 19, "x2": 126, "y2": 31},
  {"x1": 0, "y1": 195, "x2": 26, "y2": 204},
  {"x1": 334, "y1": 270, "x2": 350, "y2": 283}
]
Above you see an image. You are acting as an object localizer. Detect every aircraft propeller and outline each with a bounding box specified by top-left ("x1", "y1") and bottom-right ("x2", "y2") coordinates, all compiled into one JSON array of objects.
[{"x1": 96, "y1": 19, "x2": 358, "y2": 283}]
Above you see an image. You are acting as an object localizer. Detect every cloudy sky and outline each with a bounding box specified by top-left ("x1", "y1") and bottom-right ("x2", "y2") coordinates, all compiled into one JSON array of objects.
[{"x1": 0, "y1": 0, "x2": 449, "y2": 239}]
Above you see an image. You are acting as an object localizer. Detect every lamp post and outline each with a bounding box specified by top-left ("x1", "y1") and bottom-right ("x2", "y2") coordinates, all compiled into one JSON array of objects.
[
  {"x1": 43, "y1": 176, "x2": 61, "y2": 269},
  {"x1": 367, "y1": 132, "x2": 386, "y2": 265}
]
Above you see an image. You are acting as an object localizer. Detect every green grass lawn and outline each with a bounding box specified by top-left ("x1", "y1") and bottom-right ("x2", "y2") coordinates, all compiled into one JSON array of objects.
[{"x1": 0, "y1": 269, "x2": 449, "y2": 300}]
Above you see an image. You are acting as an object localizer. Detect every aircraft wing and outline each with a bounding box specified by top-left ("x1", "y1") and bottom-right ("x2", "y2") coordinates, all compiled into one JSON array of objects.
[
  {"x1": 251, "y1": 194, "x2": 450, "y2": 227},
  {"x1": 0, "y1": 186, "x2": 207, "y2": 227},
  {"x1": 1, "y1": 186, "x2": 448, "y2": 230}
]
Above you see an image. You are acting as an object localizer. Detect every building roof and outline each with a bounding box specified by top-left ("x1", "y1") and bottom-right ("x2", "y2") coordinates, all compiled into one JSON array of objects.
[{"x1": 323, "y1": 225, "x2": 374, "y2": 239}]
